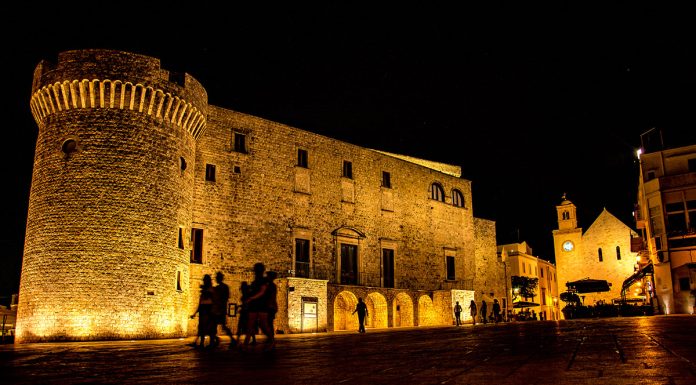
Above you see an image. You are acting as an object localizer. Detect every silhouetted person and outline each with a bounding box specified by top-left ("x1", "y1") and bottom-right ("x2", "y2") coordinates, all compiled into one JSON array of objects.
[
  {"x1": 352, "y1": 297, "x2": 368, "y2": 333},
  {"x1": 212, "y1": 271, "x2": 234, "y2": 348},
  {"x1": 492, "y1": 299, "x2": 501, "y2": 323},
  {"x1": 469, "y1": 300, "x2": 478, "y2": 326},
  {"x1": 243, "y1": 262, "x2": 275, "y2": 351},
  {"x1": 235, "y1": 281, "x2": 255, "y2": 345},
  {"x1": 480, "y1": 300, "x2": 488, "y2": 324},
  {"x1": 453, "y1": 301, "x2": 463, "y2": 326},
  {"x1": 266, "y1": 271, "x2": 278, "y2": 338},
  {"x1": 190, "y1": 274, "x2": 215, "y2": 348}
]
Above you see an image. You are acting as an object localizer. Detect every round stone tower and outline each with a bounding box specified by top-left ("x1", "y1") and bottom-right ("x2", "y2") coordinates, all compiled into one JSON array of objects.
[{"x1": 16, "y1": 50, "x2": 208, "y2": 342}]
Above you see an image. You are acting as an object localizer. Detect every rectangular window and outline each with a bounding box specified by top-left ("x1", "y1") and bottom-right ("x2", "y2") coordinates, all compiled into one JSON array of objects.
[
  {"x1": 541, "y1": 288, "x2": 547, "y2": 305},
  {"x1": 297, "y1": 149, "x2": 308, "y2": 168},
  {"x1": 679, "y1": 277, "x2": 690, "y2": 291},
  {"x1": 178, "y1": 227, "x2": 184, "y2": 249},
  {"x1": 295, "y1": 238, "x2": 310, "y2": 278},
  {"x1": 233, "y1": 132, "x2": 247, "y2": 153},
  {"x1": 340, "y1": 243, "x2": 358, "y2": 285},
  {"x1": 205, "y1": 164, "x2": 216, "y2": 182},
  {"x1": 540, "y1": 268, "x2": 544, "y2": 278},
  {"x1": 446, "y1": 256, "x2": 455, "y2": 281},
  {"x1": 382, "y1": 171, "x2": 391, "y2": 188},
  {"x1": 522, "y1": 263, "x2": 525, "y2": 273},
  {"x1": 191, "y1": 228, "x2": 203, "y2": 264},
  {"x1": 176, "y1": 271, "x2": 182, "y2": 291},
  {"x1": 382, "y1": 249, "x2": 395, "y2": 288},
  {"x1": 688, "y1": 158, "x2": 696, "y2": 172},
  {"x1": 342, "y1": 160, "x2": 353, "y2": 179}
]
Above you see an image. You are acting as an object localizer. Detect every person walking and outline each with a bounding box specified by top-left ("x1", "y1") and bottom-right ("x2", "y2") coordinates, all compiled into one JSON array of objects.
[
  {"x1": 492, "y1": 299, "x2": 501, "y2": 323},
  {"x1": 212, "y1": 271, "x2": 234, "y2": 348},
  {"x1": 352, "y1": 297, "x2": 368, "y2": 333},
  {"x1": 243, "y1": 262, "x2": 275, "y2": 352},
  {"x1": 480, "y1": 300, "x2": 488, "y2": 324},
  {"x1": 266, "y1": 271, "x2": 278, "y2": 338},
  {"x1": 469, "y1": 300, "x2": 478, "y2": 326},
  {"x1": 453, "y1": 301, "x2": 463, "y2": 326},
  {"x1": 235, "y1": 281, "x2": 255, "y2": 346},
  {"x1": 190, "y1": 274, "x2": 215, "y2": 349}
]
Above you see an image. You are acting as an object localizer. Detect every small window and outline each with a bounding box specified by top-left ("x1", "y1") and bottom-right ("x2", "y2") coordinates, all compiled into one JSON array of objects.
[
  {"x1": 522, "y1": 263, "x2": 526, "y2": 273},
  {"x1": 191, "y1": 228, "x2": 203, "y2": 264},
  {"x1": 562, "y1": 211, "x2": 569, "y2": 220},
  {"x1": 342, "y1": 160, "x2": 353, "y2": 179},
  {"x1": 540, "y1": 268, "x2": 544, "y2": 278},
  {"x1": 382, "y1": 171, "x2": 391, "y2": 188},
  {"x1": 452, "y1": 189, "x2": 464, "y2": 207},
  {"x1": 176, "y1": 271, "x2": 182, "y2": 291},
  {"x1": 646, "y1": 170, "x2": 656, "y2": 181},
  {"x1": 205, "y1": 164, "x2": 216, "y2": 182},
  {"x1": 234, "y1": 132, "x2": 247, "y2": 153},
  {"x1": 616, "y1": 246, "x2": 621, "y2": 260},
  {"x1": 598, "y1": 248, "x2": 603, "y2": 262},
  {"x1": 62, "y1": 139, "x2": 78, "y2": 154},
  {"x1": 297, "y1": 149, "x2": 308, "y2": 168},
  {"x1": 178, "y1": 227, "x2": 184, "y2": 249},
  {"x1": 295, "y1": 238, "x2": 310, "y2": 278},
  {"x1": 679, "y1": 277, "x2": 690, "y2": 291},
  {"x1": 688, "y1": 158, "x2": 696, "y2": 172},
  {"x1": 180, "y1": 157, "x2": 187, "y2": 172},
  {"x1": 446, "y1": 256, "x2": 455, "y2": 281},
  {"x1": 430, "y1": 183, "x2": 445, "y2": 202}
]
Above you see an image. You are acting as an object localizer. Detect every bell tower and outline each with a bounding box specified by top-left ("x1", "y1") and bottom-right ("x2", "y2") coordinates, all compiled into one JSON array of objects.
[{"x1": 556, "y1": 193, "x2": 577, "y2": 230}]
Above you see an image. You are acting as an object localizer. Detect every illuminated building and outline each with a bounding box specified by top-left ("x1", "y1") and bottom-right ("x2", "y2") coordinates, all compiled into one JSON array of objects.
[
  {"x1": 16, "y1": 50, "x2": 503, "y2": 342},
  {"x1": 634, "y1": 143, "x2": 696, "y2": 314},
  {"x1": 552, "y1": 195, "x2": 639, "y2": 315}
]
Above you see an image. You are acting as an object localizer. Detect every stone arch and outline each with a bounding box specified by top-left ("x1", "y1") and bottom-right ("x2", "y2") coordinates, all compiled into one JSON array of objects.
[
  {"x1": 365, "y1": 292, "x2": 388, "y2": 329},
  {"x1": 393, "y1": 292, "x2": 414, "y2": 327},
  {"x1": 333, "y1": 291, "x2": 358, "y2": 331},
  {"x1": 418, "y1": 294, "x2": 437, "y2": 326}
]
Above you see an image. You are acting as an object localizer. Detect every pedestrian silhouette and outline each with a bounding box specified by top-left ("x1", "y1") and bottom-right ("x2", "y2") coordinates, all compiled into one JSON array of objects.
[
  {"x1": 212, "y1": 271, "x2": 234, "y2": 348},
  {"x1": 481, "y1": 300, "x2": 488, "y2": 324},
  {"x1": 243, "y1": 262, "x2": 275, "y2": 352},
  {"x1": 453, "y1": 301, "x2": 463, "y2": 326},
  {"x1": 469, "y1": 300, "x2": 477, "y2": 325},
  {"x1": 492, "y1": 299, "x2": 501, "y2": 323},
  {"x1": 352, "y1": 297, "x2": 368, "y2": 333},
  {"x1": 266, "y1": 271, "x2": 278, "y2": 338},
  {"x1": 235, "y1": 281, "x2": 255, "y2": 346},
  {"x1": 190, "y1": 274, "x2": 216, "y2": 348}
]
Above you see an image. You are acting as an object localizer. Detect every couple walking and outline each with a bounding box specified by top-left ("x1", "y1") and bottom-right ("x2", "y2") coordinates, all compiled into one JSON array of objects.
[{"x1": 190, "y1": 272, "x2": 234, "y2": 349}]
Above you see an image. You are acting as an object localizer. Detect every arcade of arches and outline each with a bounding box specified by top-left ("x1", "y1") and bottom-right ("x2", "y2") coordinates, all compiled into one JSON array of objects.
[{"x1": 332, "y1": 290, "x2": 440, "y2": 331}]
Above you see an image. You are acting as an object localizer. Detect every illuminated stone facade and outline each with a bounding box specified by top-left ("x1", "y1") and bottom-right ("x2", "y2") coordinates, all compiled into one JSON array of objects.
[
  {"x1": 552, "y1": 198, "x2": 638, "y2": 313},
  {"x1": 498, "y1": 242, "x2": 560, "y2": 320},
  {"x1": 17, "y1": 50, "x2": 499, "y2": 342},
  {"x1": 635, "y1": 144, "x2": 696, "y2": 314}
]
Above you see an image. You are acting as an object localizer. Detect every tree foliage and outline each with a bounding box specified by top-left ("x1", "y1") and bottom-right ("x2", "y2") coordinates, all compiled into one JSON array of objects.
[{"x1": 511, "y1": 275, "x2": 538, "y2": 301}]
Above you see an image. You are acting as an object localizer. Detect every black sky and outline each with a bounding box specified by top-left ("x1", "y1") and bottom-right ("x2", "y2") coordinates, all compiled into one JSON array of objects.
[{"x1": 3, "y1": 3, "x2": 696, "y2": 298}]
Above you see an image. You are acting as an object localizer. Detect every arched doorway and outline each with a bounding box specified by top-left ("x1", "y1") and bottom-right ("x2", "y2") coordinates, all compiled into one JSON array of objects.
[
  {"x1": 333, "y1": 291, "x2": 358, "y2": 331},
  {"x1": 393, "y1": 292, "x2": 414, "y2": 327},
  {"x1": 418, "y1": 295, "x2": 436, "y2": 326},
  {"x1": 365, "y1": 292, "x2": 388, "y2": 329}
]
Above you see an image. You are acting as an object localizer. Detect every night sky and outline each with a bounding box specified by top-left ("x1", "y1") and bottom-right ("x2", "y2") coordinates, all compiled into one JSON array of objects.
[{"x1": 2, "y1": 3, "x2": 696, "y2": 299}]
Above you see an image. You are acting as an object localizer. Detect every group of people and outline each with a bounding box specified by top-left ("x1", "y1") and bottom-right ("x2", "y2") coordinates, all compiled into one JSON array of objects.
[
  {"x1": 453, "y1": 299, "x2": 502, "y2": 326},
  {"x1": 190, "y1": 262, "x2": 277, "y2": 352}
]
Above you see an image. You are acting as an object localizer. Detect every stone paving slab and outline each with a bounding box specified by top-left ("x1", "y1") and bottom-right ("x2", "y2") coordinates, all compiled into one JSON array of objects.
[{"x1": 1, "y1": 316, "x2": 695, "y2": 384}]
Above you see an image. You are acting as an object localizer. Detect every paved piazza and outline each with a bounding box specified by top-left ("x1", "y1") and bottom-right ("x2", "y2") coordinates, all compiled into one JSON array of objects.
[{"x1": 2, "y1": 316, "x2": 695, "y2": 384}]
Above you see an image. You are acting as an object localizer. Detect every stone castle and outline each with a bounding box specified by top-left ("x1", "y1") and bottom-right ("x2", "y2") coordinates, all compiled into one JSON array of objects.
[{"x1": 17, "y1": 49, "x2": 505, "y2": 342}]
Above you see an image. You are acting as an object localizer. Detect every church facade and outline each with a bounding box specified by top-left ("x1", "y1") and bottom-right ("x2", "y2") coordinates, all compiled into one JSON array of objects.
[
  {"x1": 16, "y1": 49, "x2": 504, "y2": 342},
  {"x1": 552, "y1": 197, "x2": 639, "y2": 311}
]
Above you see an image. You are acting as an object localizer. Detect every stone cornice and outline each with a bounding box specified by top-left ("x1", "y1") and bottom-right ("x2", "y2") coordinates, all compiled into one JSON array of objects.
[{"x1": 30, "y1": 79, "x2": 207, "y2": 140}]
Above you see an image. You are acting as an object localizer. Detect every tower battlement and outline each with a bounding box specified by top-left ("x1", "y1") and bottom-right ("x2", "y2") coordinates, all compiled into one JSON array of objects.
[{"x1": 31, "y1": 50, "x2": 208, "y2": 139}]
